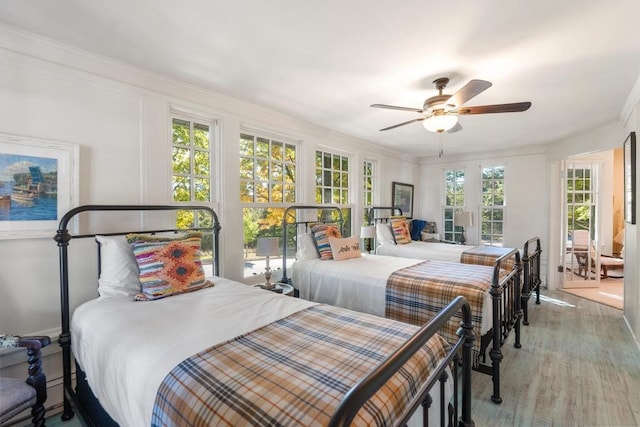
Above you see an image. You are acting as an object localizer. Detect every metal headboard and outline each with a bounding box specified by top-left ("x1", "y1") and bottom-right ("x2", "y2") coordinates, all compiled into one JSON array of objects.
[
  {"x1": 367, "y1": 206, "x2": 403, "y2": 224},
  {"x1": 280, "y1": 205, "x2": 344, "y2": 285},
  {"x1": 54, "y1": 204, "x2": 221, "y2": 422}
]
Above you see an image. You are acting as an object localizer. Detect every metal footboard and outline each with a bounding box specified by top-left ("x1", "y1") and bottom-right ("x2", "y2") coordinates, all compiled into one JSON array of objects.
[{"x1": 522, "y1": 237, "x2": 542, "y2": 325}]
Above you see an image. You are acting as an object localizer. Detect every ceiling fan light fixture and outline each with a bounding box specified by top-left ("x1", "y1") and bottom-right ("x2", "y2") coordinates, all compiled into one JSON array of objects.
[{"x1": 423, "y1": 113, "x2": 458, "y2": 133}]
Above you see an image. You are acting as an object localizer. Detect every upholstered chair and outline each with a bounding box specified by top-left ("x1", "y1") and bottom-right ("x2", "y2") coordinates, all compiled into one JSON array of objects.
[{"x1": 0, "y1": 334, "x2": 50, "y2": 426}]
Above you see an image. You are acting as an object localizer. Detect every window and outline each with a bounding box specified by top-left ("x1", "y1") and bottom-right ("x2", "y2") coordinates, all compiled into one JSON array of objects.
[
  {"x1": 481, "y1": 166, "x2": 505, "y2": 246},
  {"x1": 240, "y1": 134, "x2": 296, "y2": 204},
  {"x1": 316, "y1": 150, "x2": 350, "y2": 205},
  {"x1": 443, "y1": 169, "x2": 465, "y2": 242},
  {"x1": 363, "y1": 160, "x2": 374, "y2": 223},
  {"x1": 171, "y1": 115, "x2": 216, "y2": 265},
  {"x1": 172, "y1": 117, "x2": 213, "y2": 203},
  {"x1": 240, "y1": 132, "x2": 297, "y2": 278},
  {"x1": 315, "y1": 150, "x2": 351, "y2": 236}
]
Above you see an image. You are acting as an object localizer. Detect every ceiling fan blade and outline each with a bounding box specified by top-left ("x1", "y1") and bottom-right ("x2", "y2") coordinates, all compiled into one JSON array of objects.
[
  {"x1": 447, "y1": 122, "x2": 463, "y2": 133},
  {"x1": 456, "y1": 102, "x2": 532, "y2": 115},
  {"x1": 379, "y1": 117, "x2": 425, "y2": 131},
  {"x1": 371, "y1": 103, "x2": 423, "y2": 113},
  {"x1": 446, "y1": 79, "x2": 492, "y2": 108}
]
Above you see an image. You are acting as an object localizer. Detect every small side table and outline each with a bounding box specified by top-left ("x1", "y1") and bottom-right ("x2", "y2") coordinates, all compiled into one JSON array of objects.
[{"x1": 254, "y1": 283, "x2": 294, "y2": 296}]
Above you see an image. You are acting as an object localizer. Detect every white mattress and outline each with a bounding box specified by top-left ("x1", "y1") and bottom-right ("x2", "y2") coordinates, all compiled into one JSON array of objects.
[
  {"x1": 292, "y1": 253, "x2": 492, "y2": 334},
  {"x1": 71, "y1": 277, "x2": 316, "y2": 426},
  {"x1": 376, "y1": 241, "x2": 476, "y2": 262}
]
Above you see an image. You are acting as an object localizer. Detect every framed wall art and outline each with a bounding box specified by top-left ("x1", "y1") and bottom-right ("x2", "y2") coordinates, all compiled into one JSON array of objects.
[
  {"x1": 624, "y1": 131, "x2": 636, "y2": 224},
  {"x1": 392, "y1": 181, "x2": 414, "y2": 218},
  {"x1": 0, "y1": 133, "x2": 79, "y2": 239}
]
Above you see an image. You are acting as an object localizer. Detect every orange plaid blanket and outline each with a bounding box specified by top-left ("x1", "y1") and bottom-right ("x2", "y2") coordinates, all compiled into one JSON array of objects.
[
  {"x1": 151, "y1": 304, "x2": 449, "y2": 426},
  {"x1": 460, "y1": 246, "x2": 516, "y2": 272},
  {"x1": 386, "y1": 260, "x2": 493, "y2": 353}
]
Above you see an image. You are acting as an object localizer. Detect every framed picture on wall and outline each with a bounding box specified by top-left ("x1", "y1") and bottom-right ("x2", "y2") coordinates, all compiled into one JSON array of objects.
[
  {"x1": 624, "y1": 131, "x2": 636, "y2": 224},
  {"x1": 392, "y1": 181, "x2": 414, "y2": 218},
  {"x1": 0, "y1": 133, "x2": 79, "y2": 239}
]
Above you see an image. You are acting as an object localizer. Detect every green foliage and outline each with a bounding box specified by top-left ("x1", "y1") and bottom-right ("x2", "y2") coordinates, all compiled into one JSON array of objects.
[{"x1": 172, "y1": 118, "x2": 211, "y2": 202}]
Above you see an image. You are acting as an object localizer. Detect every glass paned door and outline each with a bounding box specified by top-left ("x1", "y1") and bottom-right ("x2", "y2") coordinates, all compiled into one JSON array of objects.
[{"x1": 562, "y1": 161, "x2": 601, "y2": 288}]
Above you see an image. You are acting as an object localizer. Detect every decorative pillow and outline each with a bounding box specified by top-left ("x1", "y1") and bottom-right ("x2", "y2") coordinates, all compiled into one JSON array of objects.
[
  {"x1": 95, "y1": 235, "x2": 141, "y2": 298},
  {"x1": 126, "y1": 232, "x2": 213, "y2": 301},
  {"x1": 390, "y1": 218, "x2": 411, "y2": 245},
  {"x1": 296, "y1": 233, "x2": 319, "y2": 261},
  {"x1": 376, "y1": 223, "x2": 396, "y2": 245},
  {"x1": 310, "y1": 224, "x2": 342, "y2": 260},
  {"x1": 421, "y1": 232, "x2": 440, "y2": 242},
  {"x1": 329, "y1": 236, "x2": 362, "y2": 261},
  {"x1": 424, "y1": 221, "x2": 438, "y2": 234}
]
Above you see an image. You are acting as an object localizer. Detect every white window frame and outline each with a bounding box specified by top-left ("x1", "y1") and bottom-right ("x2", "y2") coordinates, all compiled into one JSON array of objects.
[
  {"x1": 170, "y1": 112, "x2": 218, "y2": 205},
  {"x1": 443, "y1": 168, "x2": 465, "y2": 242},
  {"x1": 480, "y1": 165, "x2": 506, "y2": 247},
  {"x1": 240, "y1": 130, "x2": 300, "y2": 278},
  {"x1": 363, "y1": 159, "x2": 376, "y2": 221}
]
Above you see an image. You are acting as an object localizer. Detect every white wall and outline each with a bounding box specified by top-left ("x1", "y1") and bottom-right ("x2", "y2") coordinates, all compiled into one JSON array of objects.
[
  {"x1": 418, "y1": 145, "x2": 549, "y2": 281},
  {"x1": 622, "y1": 83, "x2": 639, "y2": 348}
]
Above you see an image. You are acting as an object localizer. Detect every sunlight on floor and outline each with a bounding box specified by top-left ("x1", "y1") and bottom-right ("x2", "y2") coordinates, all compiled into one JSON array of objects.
[
  {"x1": 598, "y1": 291, "x2": 623, "y2": 301},
  {"x1": 560, "y1": 278, "x2": 624, "y2": 310},
  {"x1": 539, "y1": 294, "x2": 576, "y2": 307}
]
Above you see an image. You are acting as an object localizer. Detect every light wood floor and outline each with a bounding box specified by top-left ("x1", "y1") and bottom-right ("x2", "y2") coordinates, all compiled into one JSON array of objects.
[
  {"x1": 470, "y1": 290, "x2": 640, "y2": 426},
  {"x1": 562, "y1": 278, "x2": 624, "y2": 310}
]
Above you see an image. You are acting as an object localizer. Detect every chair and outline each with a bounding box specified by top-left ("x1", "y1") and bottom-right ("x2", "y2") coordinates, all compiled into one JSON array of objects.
[
  {"x1": 0, "y1": 334, "x2": 50, "y2": 426},
  {"x1": 572, "y1": 230, "x2": 624, "y2": 279}
]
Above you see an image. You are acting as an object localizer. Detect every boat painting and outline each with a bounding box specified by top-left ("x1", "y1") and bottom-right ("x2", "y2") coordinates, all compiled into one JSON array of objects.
[{"x1": 0, "y1": 153, "x2": 58, "y2": 221}]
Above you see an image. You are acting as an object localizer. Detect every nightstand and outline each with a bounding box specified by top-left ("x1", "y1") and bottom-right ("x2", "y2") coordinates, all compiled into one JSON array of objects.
[{"x1": 254, "y1": 283, "x2": 294, "y2": 296}]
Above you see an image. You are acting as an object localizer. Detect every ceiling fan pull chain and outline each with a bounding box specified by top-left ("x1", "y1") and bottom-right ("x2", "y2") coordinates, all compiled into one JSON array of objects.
[{"x1": 438, "y1": 132, "x2": 444, "y2": 157}]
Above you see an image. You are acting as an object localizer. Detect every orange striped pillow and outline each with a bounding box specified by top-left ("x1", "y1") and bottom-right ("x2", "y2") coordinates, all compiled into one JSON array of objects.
[{"x1": 390, "y1": 218, "x2": 411, "y2": 244}]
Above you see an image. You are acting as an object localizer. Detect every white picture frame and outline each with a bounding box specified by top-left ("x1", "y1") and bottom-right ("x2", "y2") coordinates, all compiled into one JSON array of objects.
[{"x1": 0, "y1": 133, "x2": 79, "y2": 239}]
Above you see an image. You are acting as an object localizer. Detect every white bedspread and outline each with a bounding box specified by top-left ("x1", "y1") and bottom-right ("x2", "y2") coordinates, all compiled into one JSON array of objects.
[
  {"x1": 376, "y1": 241, "x2": 475, "y2": 262},
  {"x1": 293, "y1": 254, "x2": 421, "y2": 317},
  {"x1": 71, "y1": 277, "x2": 316, "y2": 426},
  {"x1": 292, "y1": 253, "x2": 492, "y2": 334}
]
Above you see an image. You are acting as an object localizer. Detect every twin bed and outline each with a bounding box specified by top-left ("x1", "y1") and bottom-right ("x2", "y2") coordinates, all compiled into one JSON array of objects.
[
  {"x1": 369, "y1": 207, "x2": 543, "y2": 326},
  {"x1": 55, "y1": 205, "x2": 474, "y2": 426},
  {"x1": 282, "y1": 205, "x2": 523, "y2": 404}
]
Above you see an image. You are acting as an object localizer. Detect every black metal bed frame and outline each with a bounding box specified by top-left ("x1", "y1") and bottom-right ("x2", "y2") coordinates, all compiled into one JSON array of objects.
[
  {"x1": 368, "y1": 205, "x2": 403, "y2": 224},
  {"x1": 522, "y1": 237, "x2": 543, "y2": 325},
  {"x1": 54, "y1": 204, "x2": 475, "y2": 426},
  {"x1": 370, "y1": 206, "x2": 544, "y2": 326},
  {"x1": 54, "y1": 204, "x2": 221, "y2": 424},
  {"x1": 283, "y1": 204, "x2": 522, "y2": 404}
]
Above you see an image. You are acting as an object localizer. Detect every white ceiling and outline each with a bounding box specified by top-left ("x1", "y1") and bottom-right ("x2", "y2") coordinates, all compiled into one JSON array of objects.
[{"x1": 2, "y1": 0, "x2": 640, "y2": 157}]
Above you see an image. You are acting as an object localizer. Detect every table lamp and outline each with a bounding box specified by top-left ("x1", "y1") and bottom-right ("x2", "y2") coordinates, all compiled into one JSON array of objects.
[
  {"x1": 256, "y1": 237, "x2": 279, "y2": 290},
  {"x1": 360, "y1": 225, "x2": 376, "y2": 253},
  {"x1": 454, "y1": 211, "x2": 473, "y2": 245}
]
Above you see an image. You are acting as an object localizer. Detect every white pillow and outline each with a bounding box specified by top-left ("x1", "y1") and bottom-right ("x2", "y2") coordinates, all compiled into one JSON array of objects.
[
  {"x1": 95, "y1": 235, "x2": 141, "y2": 297},
  {"x1": 328, "y1": 236, "x2": 362, "y2": 261},
  {"x1": 376, "y1": 223, "x2": 396, "y2": 245},
  {"x1": 296, "y1": 233, "x2": 319, "y2": 261}
]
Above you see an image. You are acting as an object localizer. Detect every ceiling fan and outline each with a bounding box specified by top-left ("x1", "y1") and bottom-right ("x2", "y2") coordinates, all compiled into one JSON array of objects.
[{"x1": 371, "y1": 77, "x2": 531, "y2": 134}]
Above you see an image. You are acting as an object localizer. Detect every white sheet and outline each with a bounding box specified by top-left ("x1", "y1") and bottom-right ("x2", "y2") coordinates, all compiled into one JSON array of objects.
[
  {"x1": 71, "y1": 277, "x2": 316, "y2": 426},
  {"x1": 292, "y1": 253, "x2": 492, "y2": 334},
  {"x1": 376, "y1": 241, "x2": 476, "y2": 262},
  {"x1": 293, "y1": 254, "x2": 421, "y2": 316}
]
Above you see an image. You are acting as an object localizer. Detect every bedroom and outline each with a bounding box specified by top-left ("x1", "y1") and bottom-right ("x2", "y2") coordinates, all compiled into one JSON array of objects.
[{"x1": 0, "y1": 1, "x2": 639, "y2": 425}]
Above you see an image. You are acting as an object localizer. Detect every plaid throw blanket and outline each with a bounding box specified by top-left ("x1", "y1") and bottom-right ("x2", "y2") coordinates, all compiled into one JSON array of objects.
[
  {"x1": 460, "y1": 246, "x2": 515, "y2": 272},
  {"x1": 152, "y1": 304, "x2": 449, "y2": 426},
  {"x1": 386, "y1": 260, "x2": 493, "y2": 352}
]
